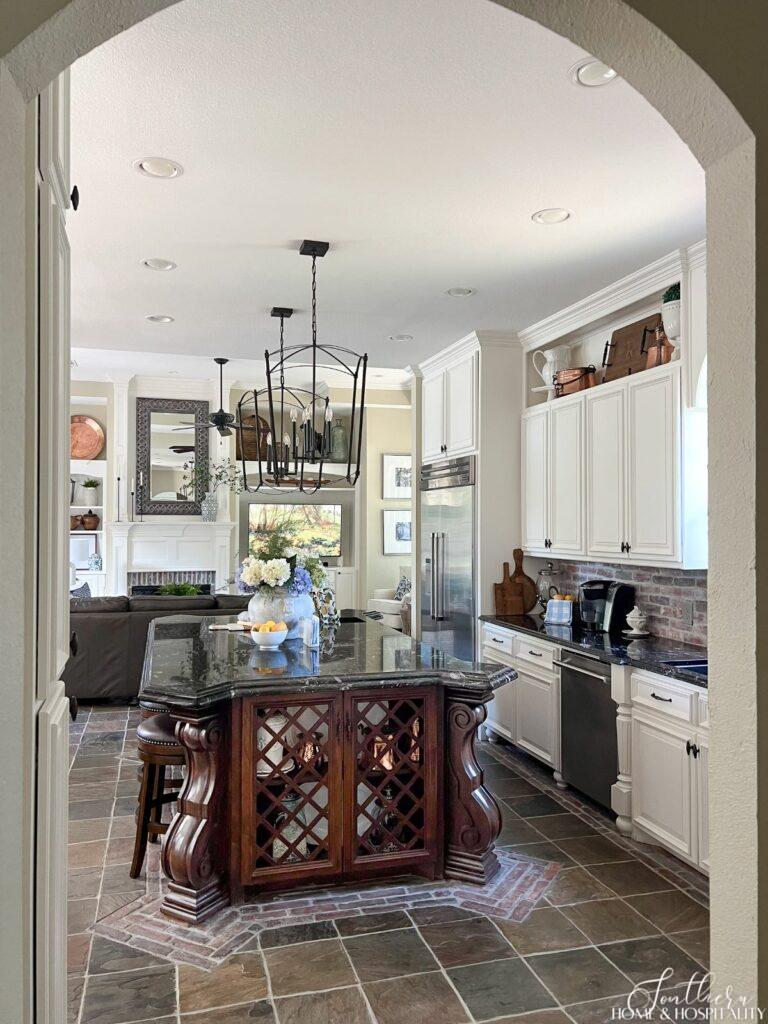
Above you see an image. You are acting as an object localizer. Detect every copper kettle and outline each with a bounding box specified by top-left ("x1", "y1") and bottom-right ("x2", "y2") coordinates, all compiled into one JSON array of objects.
[{"x1": 641, "y1": 324, "x2": 675, "y2": 369}]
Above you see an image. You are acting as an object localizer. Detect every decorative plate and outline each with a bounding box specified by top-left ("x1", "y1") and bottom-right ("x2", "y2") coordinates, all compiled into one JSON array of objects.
[{"x1": 70, "y1": 415, "x2": 105, "y2": 459}]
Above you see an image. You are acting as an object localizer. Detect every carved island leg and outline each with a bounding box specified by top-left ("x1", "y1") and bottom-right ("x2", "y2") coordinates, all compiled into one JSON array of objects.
[
  {"x1": 161, "y1": 710, "x2": 229, "y2": 924},
  {"x1": 444, "y1": 689, "x2": 501, "y2": 885}
]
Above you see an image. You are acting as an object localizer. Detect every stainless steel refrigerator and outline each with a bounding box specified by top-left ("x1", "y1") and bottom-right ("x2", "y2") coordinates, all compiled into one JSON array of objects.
[{"x1": 420, "y1": 456, "x2": 476, "y2": 661}]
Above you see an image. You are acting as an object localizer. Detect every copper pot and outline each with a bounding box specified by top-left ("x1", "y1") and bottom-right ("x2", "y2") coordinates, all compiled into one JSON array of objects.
[
  {"x1": 642, "y1": 324, "x2": 675, "y2": 370},
  {"x1": 553, "y1": 365, "x2": 597, "y2": 398},
  {"x1": 70, "y1": 514, "x2": 82, "y2": 531},
  {"x1": 81, "y1": 509, "x2": 101, "y2": 531}
]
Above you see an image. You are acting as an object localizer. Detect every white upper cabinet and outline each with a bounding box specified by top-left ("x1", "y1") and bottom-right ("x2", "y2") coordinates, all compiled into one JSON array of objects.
[
  {"x1": 522, "y1": 406, "x2": 549, "y2": 552},
  {"x1": 523, "y1": 364, "x2": 687, "y2": 567},
  {"x1": 444, "y1": 354, "x2": 476, "y2": 455},
  {"x1": 521, "y1": 397, "x2": 585, "y2": 557},
  {"x1": 626, "y1": 368, "x2": 680, "y2": 561},
  {"x1": 549, "y1": 398, "x2": 584, "y2": 555},
  {"x1": 586, "y1": 385, "x2": 625, "y2": 558},
  {"x1": 421, "y1": 351, "x2": 477, "y2": 461},
  {"x1": 422, "y1": 373, "x2": 446, "y2": 462}
]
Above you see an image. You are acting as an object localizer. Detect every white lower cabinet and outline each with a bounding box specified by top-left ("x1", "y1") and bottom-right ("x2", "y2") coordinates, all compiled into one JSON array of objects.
[
  {"x1": 630, "y1": 671, "x2": 708, "y2": 872},
  {"x1": 481, "y1": 624, "x2": 560, "y2": 770},
  {"x1": 631, "y1": 713, "x2": 695, "y2": 862},
  {"x1": 514, "y1": 668, "x2": 557, "y2": 767}
]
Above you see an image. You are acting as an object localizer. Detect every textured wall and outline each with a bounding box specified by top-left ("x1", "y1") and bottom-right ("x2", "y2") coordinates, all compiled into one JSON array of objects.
[{"x1": 553, "y1": 561, "x2": 707, "y2": 646}]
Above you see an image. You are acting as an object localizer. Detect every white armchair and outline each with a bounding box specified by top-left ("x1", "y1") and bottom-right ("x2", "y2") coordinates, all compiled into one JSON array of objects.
[{"x1": 366, "y1": 565, "x2": 412, "y2": 631}]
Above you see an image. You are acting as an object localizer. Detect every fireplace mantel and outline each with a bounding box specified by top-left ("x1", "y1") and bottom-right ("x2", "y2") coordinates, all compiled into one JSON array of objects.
[{"x1": 106, "y1": 521, "x2": 235, "y2": 596}]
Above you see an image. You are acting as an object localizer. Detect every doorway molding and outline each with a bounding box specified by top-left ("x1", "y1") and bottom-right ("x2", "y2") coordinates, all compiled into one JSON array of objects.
[{"x1": 0, "y1": 0, "x2": 764, "y2": 1014}]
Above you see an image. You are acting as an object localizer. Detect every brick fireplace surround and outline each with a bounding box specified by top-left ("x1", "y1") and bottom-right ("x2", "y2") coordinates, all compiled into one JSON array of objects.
[{"x1": 554, "y1": 562, "x2": 707, "y2": 647}]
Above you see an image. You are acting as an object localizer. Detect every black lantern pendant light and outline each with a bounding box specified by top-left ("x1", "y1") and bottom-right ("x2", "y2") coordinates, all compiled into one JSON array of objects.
[{"x1": 236, "y1": 240, "x2": 368, "y2": 493}]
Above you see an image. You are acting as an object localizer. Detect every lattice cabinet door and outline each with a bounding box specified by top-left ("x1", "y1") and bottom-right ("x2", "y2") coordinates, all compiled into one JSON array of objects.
[
  {"x1": 343, "y1": 688, "x2": 442, "y2": 877},
  {"x1": 240, "y1": 695, "x2": 343, "y2": 885}
]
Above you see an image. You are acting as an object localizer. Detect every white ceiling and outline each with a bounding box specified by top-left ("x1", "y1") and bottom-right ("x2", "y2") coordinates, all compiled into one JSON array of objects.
[{"x1": 69, "y1": 0, "x2": 704, "y2": 374}]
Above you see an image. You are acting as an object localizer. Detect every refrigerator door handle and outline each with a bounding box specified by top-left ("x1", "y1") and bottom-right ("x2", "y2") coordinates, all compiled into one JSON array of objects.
[
  {"x1": 430, "y1": 532, "x2": 437, "y2": 620},
  {"x1": 436, "y1": 532, "x2": 446, "y2": 621}
]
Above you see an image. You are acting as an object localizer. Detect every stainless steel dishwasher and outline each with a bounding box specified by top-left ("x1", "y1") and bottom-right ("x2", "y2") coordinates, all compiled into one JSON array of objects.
[{"x1": 556, "y1": 649, "x2": 618, "y2": 811}]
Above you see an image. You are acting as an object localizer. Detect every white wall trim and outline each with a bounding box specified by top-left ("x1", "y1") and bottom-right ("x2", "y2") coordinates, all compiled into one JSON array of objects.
[
  {"x1": 518, "y1": 243, "x2": 704, "y2": 352},
  {"x1": 418, "y1": 329, "x2": 520, "y2": 376}
]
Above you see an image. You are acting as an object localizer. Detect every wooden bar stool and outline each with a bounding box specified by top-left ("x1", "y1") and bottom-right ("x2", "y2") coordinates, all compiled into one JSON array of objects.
[{"x1": 130, "y1": 713, "x2": 185, "y2": 879}]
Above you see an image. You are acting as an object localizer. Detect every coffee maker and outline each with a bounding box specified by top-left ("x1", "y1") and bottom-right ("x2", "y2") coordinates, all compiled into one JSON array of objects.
[{"x1": 577, "y1": 580, "x2": 635, "y2": 633}]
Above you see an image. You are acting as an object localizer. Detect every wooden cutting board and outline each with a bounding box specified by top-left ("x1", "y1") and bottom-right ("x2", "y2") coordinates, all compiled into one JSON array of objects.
[
  {"x1": 511, "y1": 548, "x2": 538, "y2": 614},
  {"x1": 602, "y1": 312, "x2": 662, "y2": 382},
  {"x1": 494, "y1": 562, "x2": 525, "y2": 616}
]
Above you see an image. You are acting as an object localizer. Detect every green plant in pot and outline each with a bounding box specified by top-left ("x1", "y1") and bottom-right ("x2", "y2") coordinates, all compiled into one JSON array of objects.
[
  {"x1": 82, "y1": 478, "x2": 101, "y2": 502},
  {"x1": 661, "y1": 282, "x2": 681, "y2": 342},
  {"x1": 157, "y1": 582, "x2": 201, "y2": 596},
  {"x1": 181, "y1": 458, "x2": 243, "y2": 522}
]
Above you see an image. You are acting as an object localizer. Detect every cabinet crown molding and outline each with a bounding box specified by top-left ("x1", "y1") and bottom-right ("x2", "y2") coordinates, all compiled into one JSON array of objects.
[
  {"x1": 518, "y1": 240, "x2": 705, "y2": 352},
  {"x1": 418, "y1": 330, "x2": 520, "y2": 375}
]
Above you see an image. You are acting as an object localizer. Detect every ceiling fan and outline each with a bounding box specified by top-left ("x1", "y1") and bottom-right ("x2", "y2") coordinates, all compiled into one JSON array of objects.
[{"x1": 172, "y1": 357, "x2": 236, "y2": 439}]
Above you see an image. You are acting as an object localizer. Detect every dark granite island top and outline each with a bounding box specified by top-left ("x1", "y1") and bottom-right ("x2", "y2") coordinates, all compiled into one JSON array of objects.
[
  {"x1": 140, "y1": 614, "x2": 516, "y2": 706},
  {"x1": 141, "y1": 614, "x2": 515, "y2": 924},
  {"x1": 480, "y1": 613, "x2": 707, "y2": 687}
]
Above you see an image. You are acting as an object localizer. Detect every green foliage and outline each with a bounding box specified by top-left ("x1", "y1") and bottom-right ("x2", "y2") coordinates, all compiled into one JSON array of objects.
[
  {"x1": 662, "y1": 282, "x2": 680, "y2": 303},
  {"x1": 82, "y1": 478, "x2": 100, "y2": 488},
  {"x1": 300, "y1": 554, "x2": 327, "y2": 589},
  {"x1": 182, "y1": 458, "x2": 244, "y2": 496},
  {"x1": 157, "y1": 582, "x2": 201, "y2": 596},
  {"x1": 252, "y1": 528, "x2": 293, "y2": 561}
]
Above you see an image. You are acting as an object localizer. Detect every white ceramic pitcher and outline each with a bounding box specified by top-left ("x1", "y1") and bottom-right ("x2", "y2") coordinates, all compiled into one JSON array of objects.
[{"x1": 532, "y1": 344, "x2": 572, "y2": 385}]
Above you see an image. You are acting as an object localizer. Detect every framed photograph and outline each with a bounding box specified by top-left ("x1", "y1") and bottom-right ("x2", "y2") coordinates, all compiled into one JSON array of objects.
[
  {"x1": 70, "y1": 533, "x2": 97, "y2": 570},
  {"x1": 383, "y1": 509, "x2": 412, "y2": 555},
  {"x1": 382, "y1": 453, "x2": 412, "y2": 500}
]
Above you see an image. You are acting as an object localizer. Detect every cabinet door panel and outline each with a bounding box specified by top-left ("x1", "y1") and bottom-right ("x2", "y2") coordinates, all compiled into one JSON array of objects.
[
  {"x1": 696, "y1": 734, "x2": 709, "y2": 872},
  {"x1": 445, "y1": 354, "x2": 476, "y2": 455},
  {"x1": 627, "y1": 369, "x2": 680, "y2": 561},
  {"x1": 549, "y1": 398, "x2": 585, "y2": 555},
  {"x1": 522, "y1": 408, "x2": 549, "y2": 551},
  {"x1": 422, "y1": 374, "x2": 445, "y2": 462},
  {"x1": 514, "y1": 669, "x2": 554, "y2": 766},
  {"x1": 485, "y1": 659, "x2": 516, "y2": 741},
  {"x1": 631, "y1": 715, "x2": 694, "y2": 861},
  {"x1": 240, "y1": 695, "x2": 343, "y2": 885},
  {"x1": 586, "y1": 385, "x2": 626, "y2": 558},
  {"x1": 345, "y1": 690, "x2": 441, "y2": 875}
]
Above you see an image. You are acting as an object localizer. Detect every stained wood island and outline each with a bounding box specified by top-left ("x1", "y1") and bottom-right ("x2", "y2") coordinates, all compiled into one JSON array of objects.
[{"x1": 139, "y1": 614, "x2": 516, "y2": 923}]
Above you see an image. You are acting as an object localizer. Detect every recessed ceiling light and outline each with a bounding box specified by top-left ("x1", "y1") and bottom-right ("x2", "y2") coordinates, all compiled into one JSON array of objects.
[
  {"x1": 141, "y1": 257, "x2": 177, "y2": 271},
  {"x1": 389, "y1": 334, "x2": 414, "y2": 342},
  {"x1": 446, "y1": 287, "x2": 475, "y2": 297},
  {"x1": 531, "y1": 208, "x2": 571, "y2": 225},
  {"x1": 146, "y1": 314, "x2": 174, "y2": 323},
  {"x1": 133, "y1": 157, "x2": 183, "y2": 179},
  {"x1": 571, "y1": 57, "x2": 618, "y2": 87}
]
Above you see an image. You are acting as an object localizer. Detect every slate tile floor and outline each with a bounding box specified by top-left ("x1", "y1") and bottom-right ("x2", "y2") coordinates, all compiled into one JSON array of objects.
[{"x1": 68, "y1": 705, "x2": 709, "y2": 1023}]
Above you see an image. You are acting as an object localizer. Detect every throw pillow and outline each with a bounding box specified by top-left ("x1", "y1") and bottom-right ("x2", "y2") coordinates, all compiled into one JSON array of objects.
[
  {"x1": 394, "y1": 575, "x2": 411, "y2": 601},
  {"x1": 70, "y1": 582, "x2": 91, "y2": 599}
]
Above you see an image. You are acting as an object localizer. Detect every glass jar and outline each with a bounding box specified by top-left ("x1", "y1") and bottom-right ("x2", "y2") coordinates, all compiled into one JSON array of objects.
[
  {"x1": 535, "y1": 561, "x2": 562, "y2": 614},
  {"x1": 247, "y1": 588, "x2": 313, "y2": 639}
]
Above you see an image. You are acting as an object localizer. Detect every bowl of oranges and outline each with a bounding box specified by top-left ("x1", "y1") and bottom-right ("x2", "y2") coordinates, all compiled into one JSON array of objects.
[{"x1": 250, "y1": 620, "x2": 289, "y2": 649}]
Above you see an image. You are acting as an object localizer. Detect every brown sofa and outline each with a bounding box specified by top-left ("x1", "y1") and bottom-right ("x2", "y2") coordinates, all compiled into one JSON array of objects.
[{"x1": 63, "y1": 594, "x2": 250, "y2": 701}]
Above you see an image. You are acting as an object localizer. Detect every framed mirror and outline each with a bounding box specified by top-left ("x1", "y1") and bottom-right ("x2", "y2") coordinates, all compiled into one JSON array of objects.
[{"x1": 136, "y1": 397, "x2": 210, "y2": 515}]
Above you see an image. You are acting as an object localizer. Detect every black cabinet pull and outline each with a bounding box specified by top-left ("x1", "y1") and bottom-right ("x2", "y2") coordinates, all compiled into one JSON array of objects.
[
  {"x1": 692, "y1": 743, "x2": 699, "y2": 759},
  {"x1": 491, "y1": 638, "x2": 504, "y2": 644},
  {"x1": 527, "y1": 650, "x2": 543, "y2": 657},
  {"x1": 626, "y1": 542, "x2": 631, "y2": 554},
  {"x1": 686, "y1": 739, "x2": 693, "y2": 756},
  {"x1": 70, "y1": 184, "x2": 79, "y2": 210},
  {"x1": 621, "y1": 541, "x2": 627, "y2": 553},
  {"x1": 651, "y1": 692, "x2": 672, "y2": 703}
]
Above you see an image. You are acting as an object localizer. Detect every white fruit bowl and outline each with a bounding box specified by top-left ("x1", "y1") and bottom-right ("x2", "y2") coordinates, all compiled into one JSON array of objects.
[{"x1": 250, "y1": 627, "x2": 288, "y2": 649}]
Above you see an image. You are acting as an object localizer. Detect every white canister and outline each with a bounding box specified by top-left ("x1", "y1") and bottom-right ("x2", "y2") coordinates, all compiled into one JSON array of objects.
[{"x1": 300, "y1": 614, "x2": 320, "y2": 649}]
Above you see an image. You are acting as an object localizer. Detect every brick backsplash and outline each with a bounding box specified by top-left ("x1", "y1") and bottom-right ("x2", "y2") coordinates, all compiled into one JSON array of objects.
[{"x1": 552, "y1": 561, "x2": 707, "y2": 647}]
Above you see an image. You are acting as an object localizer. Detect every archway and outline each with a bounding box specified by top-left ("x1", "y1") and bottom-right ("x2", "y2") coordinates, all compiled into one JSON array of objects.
[{"x1": 0, "y1": 0, "x2": 762, "y2": 1016}]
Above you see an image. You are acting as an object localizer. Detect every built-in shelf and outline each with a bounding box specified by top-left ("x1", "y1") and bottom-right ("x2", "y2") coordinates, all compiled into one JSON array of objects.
[
  {"x1": 69, "y1": 504, "x2": 103, "y2": 510},
  {"x1": 70, "y1": 529, "x2": 102, "y2": 536}
]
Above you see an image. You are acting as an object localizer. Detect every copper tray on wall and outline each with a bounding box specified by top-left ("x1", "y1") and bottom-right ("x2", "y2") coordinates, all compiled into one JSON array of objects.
[{"x1": 70, "y1": 415, "x2": 105, "y2": 459}]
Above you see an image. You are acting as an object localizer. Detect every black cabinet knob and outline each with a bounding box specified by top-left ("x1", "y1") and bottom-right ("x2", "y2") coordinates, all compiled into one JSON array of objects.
[{"x1": 70, "y1": 184, "x2": 80, "y2": 211}]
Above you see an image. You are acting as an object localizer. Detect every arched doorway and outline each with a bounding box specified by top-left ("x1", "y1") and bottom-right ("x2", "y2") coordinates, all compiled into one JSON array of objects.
[{"x1": 0, "y1": 1, "x2": 762, "y2": 1018}]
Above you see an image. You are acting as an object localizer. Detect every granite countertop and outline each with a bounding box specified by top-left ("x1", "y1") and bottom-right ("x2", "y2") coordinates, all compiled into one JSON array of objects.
[
  {"x1": 479, "y1": 614, "x2": 708, "y2": 688},
  {"x1": 140, "y1": 614, "x2": 516, "y2": 708}
]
